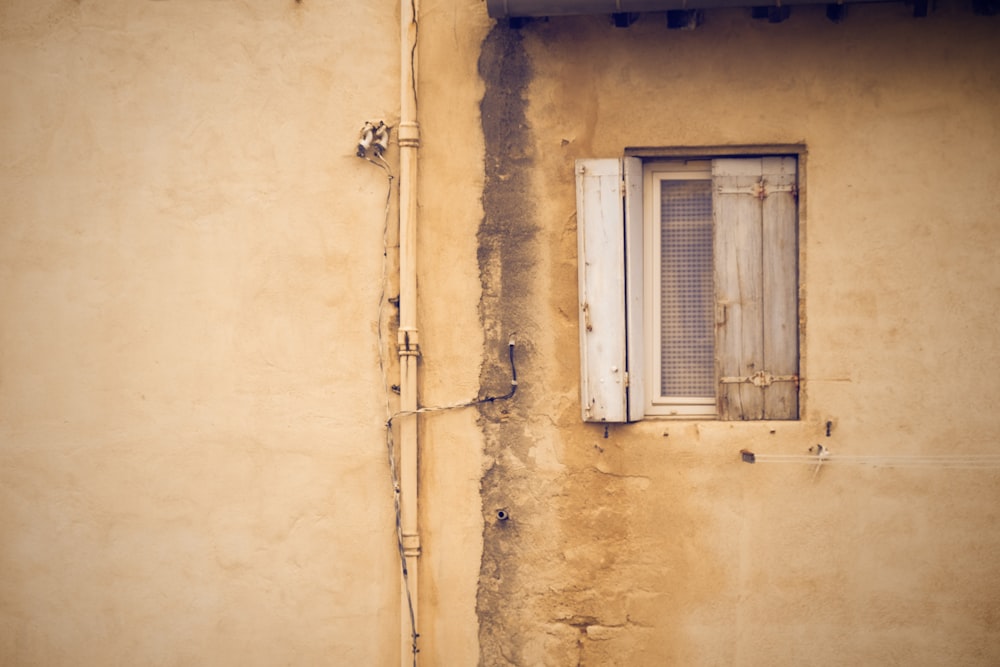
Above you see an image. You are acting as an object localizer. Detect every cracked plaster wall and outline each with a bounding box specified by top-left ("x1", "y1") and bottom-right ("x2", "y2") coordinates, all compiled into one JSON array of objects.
[{"x1": 472, "y1": 4, "x2": 1000, "y2": 665}]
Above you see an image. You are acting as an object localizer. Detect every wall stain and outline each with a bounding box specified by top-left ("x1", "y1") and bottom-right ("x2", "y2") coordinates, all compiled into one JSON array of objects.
[{"x1": 476, "y1": 21, "x2": 538, "y2": 667}]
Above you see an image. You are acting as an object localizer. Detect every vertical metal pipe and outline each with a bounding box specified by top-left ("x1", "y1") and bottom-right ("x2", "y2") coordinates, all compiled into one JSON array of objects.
[{"x1": 398, "y1": 0, "x2": 420, "y2": 664}]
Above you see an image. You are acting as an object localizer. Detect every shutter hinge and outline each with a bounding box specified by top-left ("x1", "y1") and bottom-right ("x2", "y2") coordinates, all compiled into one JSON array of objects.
[
  {"x1": 765, "y1": 182, "x2": 798, "y2": 199},
  {"x1": 623, "y1": 371, "x2": 629, "y2": 388},
  {"x1": 717, "y1": 181, "x2": 765, "y2": 198},
  {"x1": 717, "y1": 181, "x2": 797, "y2": 200},
  {"x1": 719, "y1": 371, "x2": 799, "y2": 388}
]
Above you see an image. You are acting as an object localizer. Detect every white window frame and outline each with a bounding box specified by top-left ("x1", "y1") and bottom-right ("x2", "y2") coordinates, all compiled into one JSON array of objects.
[
  {"x1": 644, "y1": 160, "x2": 717, "y2": 418},
  {"x1": 576, "y1": 152, "x2": 801, "y2": 423}
]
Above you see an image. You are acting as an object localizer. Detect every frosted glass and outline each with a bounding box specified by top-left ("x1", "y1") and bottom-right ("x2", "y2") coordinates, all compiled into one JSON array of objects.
[{"x1": 659, "y1": 179, "x2": 714, "y2": 397}]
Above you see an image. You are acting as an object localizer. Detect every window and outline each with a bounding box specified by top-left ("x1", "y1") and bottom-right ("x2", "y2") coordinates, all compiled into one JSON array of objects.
[{"x1": 576, "y1": 154, "x2": 800, "y2": 422}]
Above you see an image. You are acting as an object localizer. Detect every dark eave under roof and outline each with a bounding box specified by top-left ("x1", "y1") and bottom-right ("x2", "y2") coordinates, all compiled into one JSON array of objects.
[{"x1": 487, "y1": 0, "x2": 998, "y2": 23}]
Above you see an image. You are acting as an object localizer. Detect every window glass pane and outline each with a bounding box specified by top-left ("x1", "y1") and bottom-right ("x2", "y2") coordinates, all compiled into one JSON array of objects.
[{"x1": 660, "y1": 179, "x2": 714, "y2": 397}]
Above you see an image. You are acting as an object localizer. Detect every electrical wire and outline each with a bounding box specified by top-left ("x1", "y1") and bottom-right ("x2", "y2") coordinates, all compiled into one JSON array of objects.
[
  {"x1": 385, "y1": 340, "x2": 517, "y2": 428},
  {"x1": 367, "y1": 154, "x2": 420, "y2": 665}
]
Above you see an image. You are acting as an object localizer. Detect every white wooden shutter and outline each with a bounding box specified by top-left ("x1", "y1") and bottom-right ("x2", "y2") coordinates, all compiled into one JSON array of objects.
[
  {"x1": 713, "y1": 157, "x2": 798, "y2": 420},
  {"x1": 576, "y1": 158, "x2": 644, "y2": 422}
]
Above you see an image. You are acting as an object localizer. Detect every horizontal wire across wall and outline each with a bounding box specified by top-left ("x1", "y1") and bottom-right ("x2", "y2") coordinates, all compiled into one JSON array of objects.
[{"x1": 742, "y1": 449, "x2": 1000, "y2": 469}]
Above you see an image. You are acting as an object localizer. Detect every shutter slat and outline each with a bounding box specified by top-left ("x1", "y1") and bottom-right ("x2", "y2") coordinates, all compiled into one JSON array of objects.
[
  {"x1": 623, "y1": 157, "x2": 645, "y2": 422},
  {"x1": 714, "y1": 159, "x2": 765, "y2": 420},
  {"x1": 761, "y1": 156, "x2": 799, "y2": 419}
]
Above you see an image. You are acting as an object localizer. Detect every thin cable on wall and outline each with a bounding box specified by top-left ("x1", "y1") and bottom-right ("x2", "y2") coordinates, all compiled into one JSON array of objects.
[
  {"x1": 386, "y1": 338, "x2": 517, "y2": 428},
  {"x1": 361, "y1": 126, "x2": 420, "y2": 663},
  {"x1": 741, "y1": 445, "x2": 1000, "y2": 469}
]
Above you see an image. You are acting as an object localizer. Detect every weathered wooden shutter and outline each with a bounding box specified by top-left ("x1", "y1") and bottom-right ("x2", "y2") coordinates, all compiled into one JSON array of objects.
[
  {"x1": 713, "y1": 157, "x2": 798, "y2": 420},
  {"x1": 576, "y1": 158, "x2": 644, "y2": 422}
]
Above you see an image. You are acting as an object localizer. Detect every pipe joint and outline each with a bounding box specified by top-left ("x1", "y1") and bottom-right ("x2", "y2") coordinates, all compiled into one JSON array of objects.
[
  {"x1": 398, "y1": 121, "x2": 421, "y2": 148},
  {"x1": 402, "y1": 533, "x2": 422, "y2": 557}
]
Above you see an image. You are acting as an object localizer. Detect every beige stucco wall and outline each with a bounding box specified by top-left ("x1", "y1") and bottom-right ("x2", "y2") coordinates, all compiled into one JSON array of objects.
[
  {"x1": 415, "y1": 2, "x2": 493, "y2": 665},
  {"x1": 0, "y1": 1, "x2": 406, "y2": 664}
]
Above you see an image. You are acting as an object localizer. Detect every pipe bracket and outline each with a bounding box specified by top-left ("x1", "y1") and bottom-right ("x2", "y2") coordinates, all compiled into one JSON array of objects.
[{"x1": 397, "y1": 330, "x2": 421, "y2": 356}]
